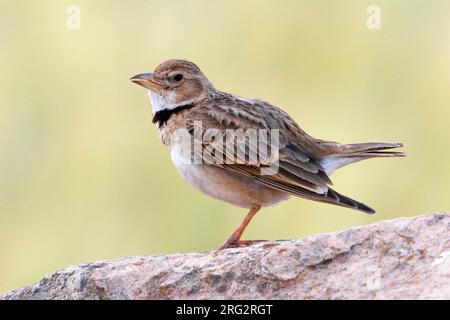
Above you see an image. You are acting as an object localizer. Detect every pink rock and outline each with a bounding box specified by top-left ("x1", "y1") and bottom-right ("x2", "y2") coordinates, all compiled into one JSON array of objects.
[{"x1": 2, "y1": 213, "x2": 449, "y2": 300}]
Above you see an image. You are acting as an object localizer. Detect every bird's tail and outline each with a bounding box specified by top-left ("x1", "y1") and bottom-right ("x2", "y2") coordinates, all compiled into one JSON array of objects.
[
  {"x1": 339, "y1": 142, "x2": 405, "y2": 158},
  {"x1": 319, "y1": 142, "x2": 405, "y2": 175}
]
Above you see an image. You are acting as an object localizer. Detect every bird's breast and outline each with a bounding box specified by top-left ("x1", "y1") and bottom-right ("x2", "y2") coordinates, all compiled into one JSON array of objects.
[{"x1": 168, "y1": 140, "x2": 289, "y2": 209}]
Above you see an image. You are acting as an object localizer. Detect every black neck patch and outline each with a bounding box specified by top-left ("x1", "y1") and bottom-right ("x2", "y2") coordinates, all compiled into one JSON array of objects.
[{"x1": 152, "y1": 103, "x2": 194, "y2": 127}]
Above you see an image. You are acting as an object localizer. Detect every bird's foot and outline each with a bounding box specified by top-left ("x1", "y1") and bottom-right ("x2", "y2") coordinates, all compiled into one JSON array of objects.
[{"x1": 218, "y1": 239, "x2": 268, "y2": 250}]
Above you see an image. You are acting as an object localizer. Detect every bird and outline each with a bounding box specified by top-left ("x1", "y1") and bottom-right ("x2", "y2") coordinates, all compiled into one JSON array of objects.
[{"x1": 131, "y1": 59, "x2": 404, "y2": 250}]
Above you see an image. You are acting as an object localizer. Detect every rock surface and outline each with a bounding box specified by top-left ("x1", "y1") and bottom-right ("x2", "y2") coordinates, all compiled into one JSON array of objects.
[{"x1": 2, "y1": 213, "x2": 450, "y2": 300}]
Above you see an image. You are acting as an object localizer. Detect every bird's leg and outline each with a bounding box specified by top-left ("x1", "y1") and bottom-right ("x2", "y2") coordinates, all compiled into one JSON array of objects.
[{"x1": 219, "y1": 206, "x2": 265, "y2": 250}]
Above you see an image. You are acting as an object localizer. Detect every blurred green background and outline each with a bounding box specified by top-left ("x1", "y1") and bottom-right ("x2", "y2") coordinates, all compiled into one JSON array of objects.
[{"x1": 1, "y1": 0, "x2": 449, "y2": 294}]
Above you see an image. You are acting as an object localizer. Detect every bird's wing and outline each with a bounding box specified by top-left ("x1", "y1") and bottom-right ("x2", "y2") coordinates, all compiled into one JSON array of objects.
[{"x1": 182, "y1": 97, "x2": 373, "y2": 213}]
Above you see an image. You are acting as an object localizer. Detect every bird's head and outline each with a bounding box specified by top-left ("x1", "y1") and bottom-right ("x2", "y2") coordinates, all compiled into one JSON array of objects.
[{"x1": 131, "y1": 59, "x2": 212, "y2": 118}]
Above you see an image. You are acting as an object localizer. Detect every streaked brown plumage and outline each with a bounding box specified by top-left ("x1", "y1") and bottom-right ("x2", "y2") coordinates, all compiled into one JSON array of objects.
[{"x1": 131, "y1": 59, "x2": 404, "y2": 249}]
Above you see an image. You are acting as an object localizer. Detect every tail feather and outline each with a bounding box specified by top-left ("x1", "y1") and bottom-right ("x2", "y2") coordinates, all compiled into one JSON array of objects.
[
  {"x1": 342, "y1": 142, "x2": 405, "y2": 160},
  {"x1": 320, "y1": 142, "x2": 405, "y2": 175},
  {"x1": 341, "y1": 142, "x2": 404, "y2": 155}
]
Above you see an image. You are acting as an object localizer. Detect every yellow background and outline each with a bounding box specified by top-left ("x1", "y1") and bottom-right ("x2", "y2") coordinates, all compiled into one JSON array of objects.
[{"x1": 1, "y1": 0, "x2": 449, "y2": 294}]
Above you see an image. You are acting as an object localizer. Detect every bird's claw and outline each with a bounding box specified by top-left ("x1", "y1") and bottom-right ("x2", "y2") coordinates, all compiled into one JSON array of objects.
[{"x1": 218, "y1": 239, "x2": 268, "y2": 250}]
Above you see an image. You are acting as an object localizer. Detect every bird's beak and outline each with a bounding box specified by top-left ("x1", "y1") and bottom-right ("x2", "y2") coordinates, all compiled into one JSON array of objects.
[{"x1": 130, "y1": 72, "x2": 161, "y2": 91}]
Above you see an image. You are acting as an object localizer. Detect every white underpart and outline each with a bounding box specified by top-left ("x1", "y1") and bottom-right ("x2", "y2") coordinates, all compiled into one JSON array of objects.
[
  {"x1": 319, "y1": 157, "x2": 355, "y2": 176},
  {"x1": 169, "y1": 140, "x2": 289, "y2": 208},
  {"x1": 149, "y1": 91, "x2": 195, "y2": 117},
  {"x1": 148, "y1": 91, "x2": 183, "y2": 116}
]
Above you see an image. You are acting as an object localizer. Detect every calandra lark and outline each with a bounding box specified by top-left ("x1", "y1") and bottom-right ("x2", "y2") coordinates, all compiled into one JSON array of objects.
[{"x1": 131, "y1": 59, "x2": 404, "y2": 249}]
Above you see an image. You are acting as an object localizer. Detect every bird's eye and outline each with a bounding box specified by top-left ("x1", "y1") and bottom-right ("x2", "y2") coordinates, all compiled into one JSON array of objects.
[{"x1": 173, "y1": 74, "x2": 183, "y2": 82}]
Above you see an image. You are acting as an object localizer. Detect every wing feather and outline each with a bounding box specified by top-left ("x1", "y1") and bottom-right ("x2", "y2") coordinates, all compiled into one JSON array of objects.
[{"x1": 183, "y1": 96, "x2": 373, "y2": 213}]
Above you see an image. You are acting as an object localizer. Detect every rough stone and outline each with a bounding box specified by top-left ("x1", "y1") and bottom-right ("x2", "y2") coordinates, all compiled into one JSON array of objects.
[{"x1": 2, "y1": 213, "x2": 449, "y2": 300}]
